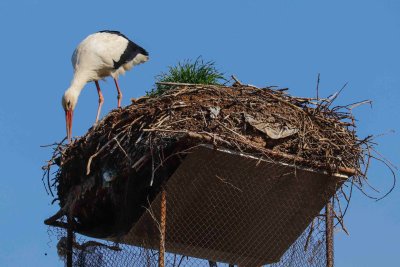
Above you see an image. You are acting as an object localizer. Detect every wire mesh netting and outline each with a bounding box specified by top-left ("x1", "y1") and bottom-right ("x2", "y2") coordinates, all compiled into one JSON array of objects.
[
  {"x1": 48, "y1": 146, "x2": 339, "y2": 267},
  {"x1": 49, "y1": 218, "x2": 328, "y2": 267}
]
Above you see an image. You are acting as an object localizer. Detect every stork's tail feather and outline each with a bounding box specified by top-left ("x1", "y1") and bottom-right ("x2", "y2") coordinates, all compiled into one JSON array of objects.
[{"x1": 134, "y1": 53, "x2": 149, "y2": 64}]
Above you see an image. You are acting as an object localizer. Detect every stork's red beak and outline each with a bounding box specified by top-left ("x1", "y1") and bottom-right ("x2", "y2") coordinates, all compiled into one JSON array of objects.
[{"x1": 65, "y1": 110, "x2": 73, "y2": 143}]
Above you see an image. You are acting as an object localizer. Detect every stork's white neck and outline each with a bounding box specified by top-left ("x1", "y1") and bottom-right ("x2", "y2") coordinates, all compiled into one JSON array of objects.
[
  {"x1": 63, "y1": 75, "x2": 88, "y2": 111},
  {"x1": 67, "y1": 74, "x2": 88, "y2": 94}
]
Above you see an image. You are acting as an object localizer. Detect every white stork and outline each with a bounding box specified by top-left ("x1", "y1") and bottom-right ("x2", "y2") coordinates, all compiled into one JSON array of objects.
[{"x1": 61, "y1": 30, "x2": 149, "y2": 142}]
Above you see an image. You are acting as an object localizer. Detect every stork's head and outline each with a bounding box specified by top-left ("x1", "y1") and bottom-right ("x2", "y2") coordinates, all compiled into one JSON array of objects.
[{"x1": 62, "y1": 90, "x2": 78, "y2": 142}]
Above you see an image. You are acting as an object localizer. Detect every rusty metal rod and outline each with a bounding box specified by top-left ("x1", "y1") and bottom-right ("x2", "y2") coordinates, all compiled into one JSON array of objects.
[
  {"x1": 326, "y1": 200, "x2": 334, "y2": 267},
  {"x1": 159, "y1": 190, "x2": 167, "y2": 267}
]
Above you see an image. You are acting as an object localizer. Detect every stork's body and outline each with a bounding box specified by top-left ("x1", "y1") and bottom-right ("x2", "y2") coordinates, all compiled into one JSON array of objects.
[{"x1": 62, "y1": 30, "x2": 149, "y2": 141}]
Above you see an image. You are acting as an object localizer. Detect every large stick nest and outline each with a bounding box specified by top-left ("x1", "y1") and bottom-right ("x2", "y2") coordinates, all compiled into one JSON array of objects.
[{"x1": 44, "y1": 83, "x2": 372, "y2": 238}]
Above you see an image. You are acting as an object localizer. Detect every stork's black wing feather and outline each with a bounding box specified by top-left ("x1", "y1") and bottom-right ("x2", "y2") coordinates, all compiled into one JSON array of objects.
[{"x1": 98, "y1": 30, "x2": 149, "y2": 69}]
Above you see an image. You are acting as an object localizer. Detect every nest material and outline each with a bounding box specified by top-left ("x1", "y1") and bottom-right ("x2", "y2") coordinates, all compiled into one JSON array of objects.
[{"x1": 46, "y1": 83, "x2": 368, "y2": 238}]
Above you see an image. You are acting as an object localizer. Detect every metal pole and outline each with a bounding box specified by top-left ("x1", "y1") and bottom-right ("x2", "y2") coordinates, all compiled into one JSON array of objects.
[
  {"x1": 67, "y1": 216, "x2": 73, "y2": 267},
  {"x1": 159, "y1": 190, "x2": 167, "y2": 267},
  {"x1": 325, "y1": 200, "x2": 334, "y2": 267}
]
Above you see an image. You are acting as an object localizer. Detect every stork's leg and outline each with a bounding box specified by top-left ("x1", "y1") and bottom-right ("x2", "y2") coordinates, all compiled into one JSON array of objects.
[
  {"x1": 113, "y1": 78, "x2": 123, "y2": 108},
  {"x1": 95, "y1": 81, "x2": 104, "y2": 123}
]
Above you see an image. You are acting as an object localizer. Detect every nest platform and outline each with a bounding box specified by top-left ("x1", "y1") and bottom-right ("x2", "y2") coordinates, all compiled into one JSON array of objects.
[{"x1": 44, "y1": 83, "x2": 366, "y2": 265}]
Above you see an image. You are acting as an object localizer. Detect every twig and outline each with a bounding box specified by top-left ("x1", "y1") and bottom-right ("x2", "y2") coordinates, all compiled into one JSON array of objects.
[
  {"x1": 326, "y1": 82, "x2": 348, "y2": 108},
  {"x1": 231, "y1": 75, "x2": 242, "y2": 85},
  {"x1": 215, "y1": 175, "x2": 243, "y2": 193},
  {"x1": 156, "y1": 81, "x2": 222, "y2": 87},
  {"x1": 114, "y1": 137, "x2": 132, "y2": 163},
  {"x1": 74, "y1": 240, "x2": 121, "y2": 252},
  {"x1": 332, "y1": 209, "x2": 349, "y2": 235},
  {"x1": 304, "y1": 219, "x2": 315, "y2": 251},
  {"x1": 316, "y1": 73, "x2": 320, "y2": 102},
  {"x1": 86, "y1": 131, "x2": 125, "y2": 175}
]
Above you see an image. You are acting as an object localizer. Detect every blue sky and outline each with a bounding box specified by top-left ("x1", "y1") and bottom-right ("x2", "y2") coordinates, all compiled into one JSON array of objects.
[{"x1": 0, "y1": 0, "x2": 399, "y2": 266}]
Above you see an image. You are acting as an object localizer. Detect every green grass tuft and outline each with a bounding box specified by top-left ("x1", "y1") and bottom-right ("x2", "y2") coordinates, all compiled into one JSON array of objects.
[{"x1": 147, "y1": 57, "x2": 226, "y2": 96}]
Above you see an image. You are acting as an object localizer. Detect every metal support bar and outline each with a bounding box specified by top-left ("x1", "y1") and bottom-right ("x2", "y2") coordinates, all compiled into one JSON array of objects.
[
  {"x1": 67, "y1": 216, "x2": 73, "y2": 267},
  {"x1": 325, "y1": 200, "x2": 334, "y2": 267},
  {"x1": 159, "y1": 190, "x2": 167, "y2": 267}
]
